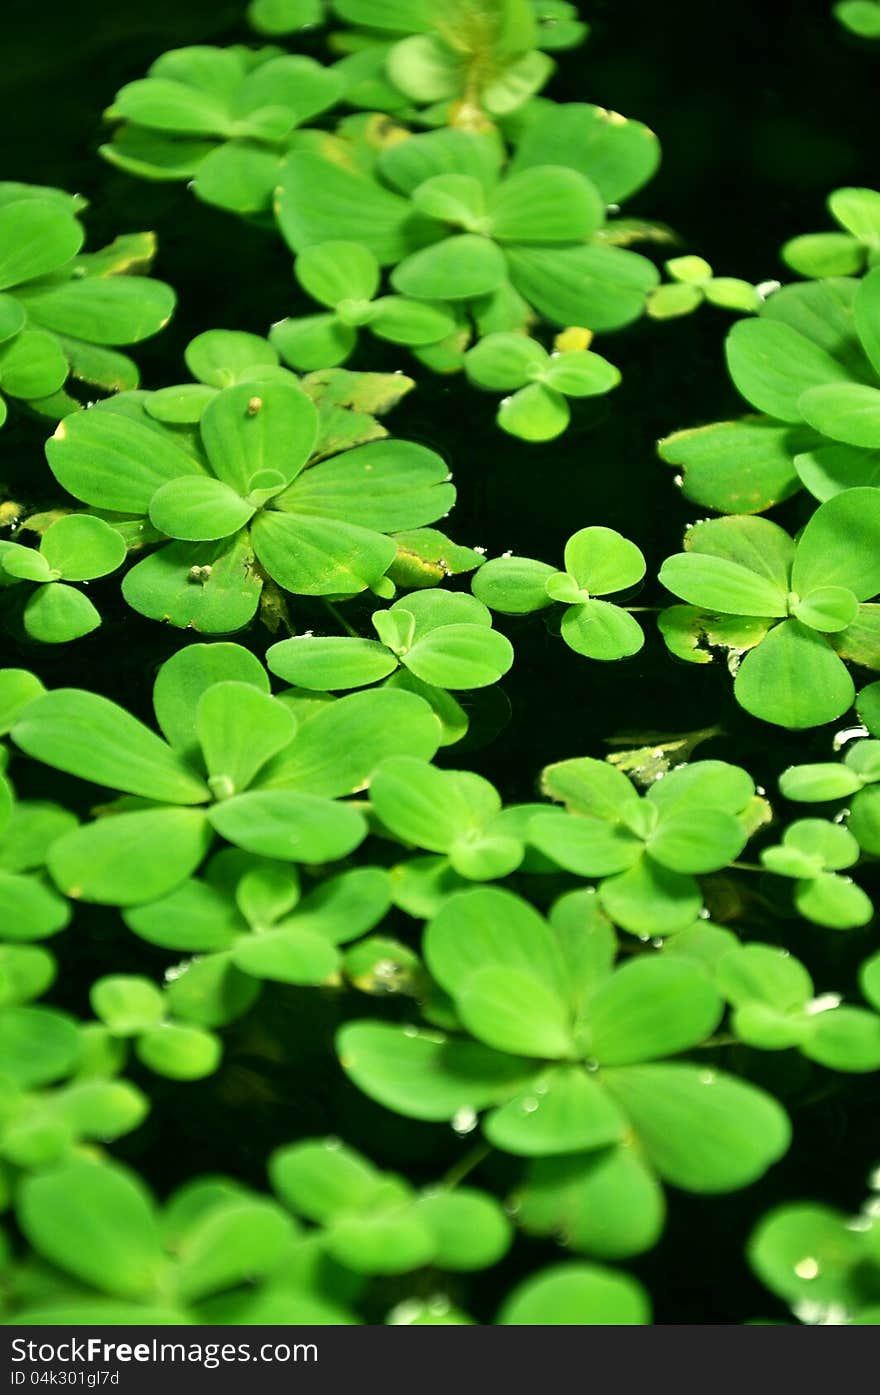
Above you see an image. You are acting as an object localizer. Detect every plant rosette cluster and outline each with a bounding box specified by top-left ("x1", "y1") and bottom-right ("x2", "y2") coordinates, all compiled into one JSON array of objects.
[
  {"x1": 712, "y1": 941, "x2": 880, "y2": 1071},
  {"x1": 782, "y1": 186, "x2": 880, "y2": 278},
  {"x1": 658, "y1": 488, "x2": 880, "y2": 728},
  {"x1": 4, "y1": 641, "x2": 444, "y2": 906},
  {"x1": 462, "y1": 331, "x2": 620, "y2": 440},
  {"x1": 472, "y1": 525, "x2": 646, "y2": 659},
  {"x1": 8, "y1": 1148, "x2": 650, "y2": 1325},
  {"x1": 645, "y1": 255, "x2": 761, "y2": 320},
  {"x1": 748, "y1": 1166, "x2": 880, "y2": 1326},
  {"x1": 266, "y1": 589, "x2": 514, "y2": 694},
  {"x1": 759, "y1": 818, "x2": 873, "y2": 929},
  {"x1": 0, "y1": 514, "x2": 126, "y2": 643},
  {"x1": 339, "y1": 886, "x2": 791, "y2": 1250},
  {"x1": 323, "y1": 0, "x2": 586, "y2": 120},
  {"x1": 0, "y1": 183, "x2": 174, "y2": 427},
  {"x1": 657, "y1": 272, "x2": 880, "y2": 515},
  {"x1": 101, "y1": 46, "x2": 345, "y2": 217},
  {"x1": 526, "y1": 756, "x2": 761, "y2": 935},
  {"x1": 44, "y1": 376, "x2": 459, "y2": 632},
  {"x1": 275, "y1": 118, "x2": 661, "y2": 364}
]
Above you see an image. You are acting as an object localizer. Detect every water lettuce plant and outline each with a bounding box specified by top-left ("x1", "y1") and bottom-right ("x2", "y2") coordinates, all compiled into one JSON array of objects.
[
  {"x1": 45, "y1": 377, "x2": 455, "y2": 630},
  {"x1": 101, "y1": 46, "x2": 344, "y2": 216},
  {"x1": 0, "y1": 183, "x2": 174, "y2": 427},
  {"x1": 658, "y1": 488, "x2": 880, "y2": 727},
  {"x1": 4, "y1": 0, "x2": 880, "y2": 1332},
  {"x1": 473, "y1": 526, "x2": 646, "y2": 659}
]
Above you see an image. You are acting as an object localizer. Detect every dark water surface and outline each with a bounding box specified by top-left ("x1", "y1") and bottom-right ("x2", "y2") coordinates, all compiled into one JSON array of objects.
[{"x1": 3, "y1": 0, "x2": 880, "y2": 1324}]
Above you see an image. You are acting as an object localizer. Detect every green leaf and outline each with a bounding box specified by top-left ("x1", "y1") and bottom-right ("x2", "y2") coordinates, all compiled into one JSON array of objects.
[
  {"x1": 283, "y1": 438, "x2": 454, "y2": 533},
  {"x1": 791, "y1": 487, "x2": 880, "y2": 600},
  {"x1": 465, "y1": 333, "x2": 547, "y2": 390},
  {"x1": 271, "y1": 316, "x2": 355, "y2": 376},
  {"x1": 528, "y1": 809, "x2": 642, "y2": 876},
  {"x1": 175, "y1": 1199, "x2": 293, "y2": 1301},
  {"x1": 0, "y1": 871, "x2": 70, "y2": 941},
  {"x1": 411, "y1": 1188, "x2": 511, "y2": 1271},
  {"x1": 425, "y1": 886, "x2": 566, "y2": 997},
  {"x1": 497, "y1": 382, "x2": 570, "y2": 441},
  {"x1": 20, "y1": 276, "x2": 175, "y2": 346},
  {"x1": 192, "y1": 142, "x2": 281, "y2": 216},
  {"x1": 250, "y1": 510, "x2": 396, "y2": 596},
  {"x1": 734, "y1": 619, "x2": 855, "y2": 729},
  {"x1": 46, "y1": 406, "x2": 204, "y2": 513},
  {"x1": 485, "y1": 1065, "x2": 627, "y2": 1156},
  {"x1": 148, "y1": 475, "x2": 255, "y2": 541},
  {"x1": 782, "y1": 232, "x2": 864, "y2": 278},
  {"x1": 0, "y1": 330, "x2": 68, "y2": 399},
  {"x1": 197, "y1": 682, "x2": 295, "y2": 796},
  {"x1": 91, "y1": 974, "x2": 165, "y2": 1034},
  {"x1": 498, "y1": 1262, "x2": 650, "y2": 1325},
  {"x1": 561, "y1": 601, "x2": 645, "y2": 660},
  {"x1": 370, "y1": 295, "x2": 457, "y2": 346},
  {"x1": 646, "y1": 808, "x2": 746, "y2": 874},
  {"x1": 658, "y1": 553, "x2": 788, "y2": 617},
  {"x1": 260, "y1": 689, "x2": 441, "y2": 797},
  {"x1": 111, "y1": 76, "x2": 235, "y2": 135},
  {"x1": 803, "y1": 1006, "x2": 880, "y2": 1071},
  {"x1": 792, "y1": 585, "x2": 859, "y2": 632},
  {"x1": 152, "y1": 641, "x2": 271, "y2": 760},
  {"x1": 267, "y1": 636, "x2": 398, "y2": 691},
  {"x1": 517, "y1": 1145, "x2": 665, "y2": 1259},
  {"x1": 121, "y1": 534, "x2": 263, "y2": 633},
  {"x1": 0, "y1": 1005, "x2": 79, "y2": 1086},
  {"x1": 370, "y1": 757, "x2": 489, "y2": 851},
  {"x1": 13, "y1": 689, "x2": 209, "y2": 804},
  {"x1": 136, "y1": 1023, "x2": 222, "y2": 1080},
  {"x1": 506, "y1": 242, "x2": 658, "y2": 331},
  {"x1": 402, "y1": 623, "x2": 514, "y2": 688},
  {"x1": 585, "y1": 957, "x2": 723, "y2": 1065},
  {"x1": 48, "y1": 807, "x2": 212, "y2": 905},
  {"x1": 748, "y1": 1203, "x2": 863, "y2": 1309},
  {"x1": 488, "y1": 167, "x2": 604, "y2": 243},
  {"x1": 17, "y1": 1159, "x2": 165, "y2": 1300},
  {"x1": 201, "y1": 379, "x2": 318, "y2": 495},
  {"x1": 794, "y1": 872, "x2": 873, "y2": 929},
  {"x1": 509, "y1": 101, "x2": 659, "y2": 203},
  {"x1": 471, "y1": 554, "x2": 557, "y2": 613},
  {"x1": 599, "y1": 859, "x2": 702, "y2": 936},
  {"x1": 725, "y1": 319, "x2": 853, "y2": 421},
  {"x1": 22, "y1": 584, "x2": 102, "y2": 644},
  {"x1": 798, "y1": 382, "x2": 880, "y2": 448},
  {"x1": 602, "y1": 1064, "x2": 791, "y2": 1192},
  {"x1": 542, "y1": 350, "x2": 620, "y2": 397},
  {"x1": 541, "y1": 755, "x2": 640, "y2": 819},
  {"x1": 232, "y1": 926, "x2": 339, "y2": 984},
  {"x1": 411, "y1": 173, "x2": 489, "y2": 229},
  {"x1": 392, "y1": 235, "x2": 508, "y2": 301},
  {"x1": 458, "y1": 965, "x2": 574, "y2": 1058},
  {"x1": 270, "y1": 1139, "x2": 381, "y2": 1221},
  {"x1": 0, "y1": 200, "x2": 83, "y2": 290},
  {"x1": 207, "y1": 790, "x2": 366, "y2": 863},
  {"x1": 39, "y1": 514, "x2": 127, "y2": 581},
  {"x1": 337, "y1": 1021, "x2": 535, "y2": 1122},
  {"x1": 778, "y1": 762, "x2": 864, "y2": 802},
  {"x1": 658, "y1": 418, "x2": 804, "y2": 515},
  {"x1": 276, "y1": 153, "x2": 426, "y2": 264},
  {"x1": 185, "y1": 329, "x2": 280, "y2": 388}
]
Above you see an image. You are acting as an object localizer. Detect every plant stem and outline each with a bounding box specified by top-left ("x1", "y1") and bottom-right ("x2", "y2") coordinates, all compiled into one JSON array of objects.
[
  {"x1": 322, "y1": 599, "x2": 359, "y2": 638},
  {"x1": 441, "y1": 1142, "x2": 492, "y2": 1190}
]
